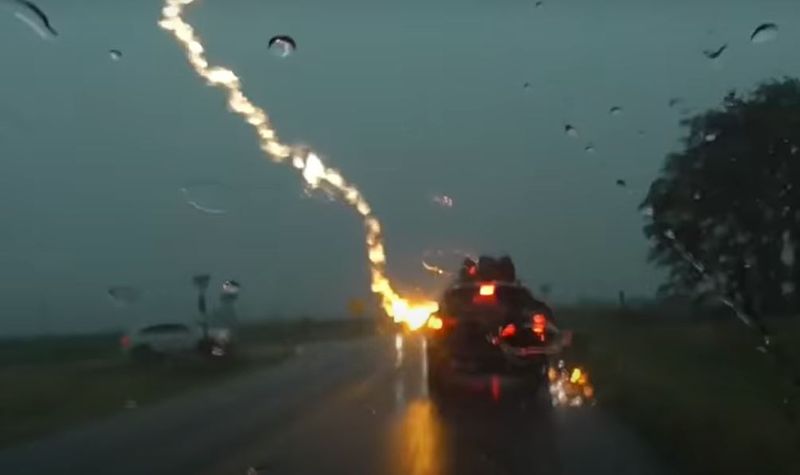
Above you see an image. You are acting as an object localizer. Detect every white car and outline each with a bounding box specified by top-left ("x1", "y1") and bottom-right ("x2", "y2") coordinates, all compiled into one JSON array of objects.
[{"x1": 120, "y1": 323, "x2": 233, "y2": 361}]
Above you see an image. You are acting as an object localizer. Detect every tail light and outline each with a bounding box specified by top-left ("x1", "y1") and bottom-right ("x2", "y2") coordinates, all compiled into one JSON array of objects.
[
  {"x1": 473, "y1": 282, "x2": 498, "y2": 304},
  {"x1": 532, "y1": 313, "x2": 547, "y2": 342},
  {"x1": 532, "y1": 313, "x2": 547, "y2": 334},
  {"x1": 500, "y1": 323, "x2": 517, "y2": 338},
  {"x1": 120, "y1": 335, "x2": 131, "y2": 349}
]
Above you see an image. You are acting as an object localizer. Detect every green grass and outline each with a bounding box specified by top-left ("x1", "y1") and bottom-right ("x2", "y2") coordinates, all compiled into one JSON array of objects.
[
  {"x1": 558, "y1": 307, "x2": 800, "y2": 475},
  {"x1": 0, "y1": 333, "x2": 120, "y2": 367},
  {"x1": 0, "y1": 318, "x2": 378, "y2": 448}
]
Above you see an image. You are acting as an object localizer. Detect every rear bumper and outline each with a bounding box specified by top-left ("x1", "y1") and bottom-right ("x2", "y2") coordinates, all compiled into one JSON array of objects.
[
  {"x1": 497, "y1": 341, "x2": 563, "y2": 357},
  {"x1": 427, "y1": 343, "x2": 547, "y2": 376}
]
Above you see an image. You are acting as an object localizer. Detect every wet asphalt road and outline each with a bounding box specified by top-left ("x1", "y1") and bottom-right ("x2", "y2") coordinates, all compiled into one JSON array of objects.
[{"x1": 0, "y1": 335, "x2": 669, "y2": 475}]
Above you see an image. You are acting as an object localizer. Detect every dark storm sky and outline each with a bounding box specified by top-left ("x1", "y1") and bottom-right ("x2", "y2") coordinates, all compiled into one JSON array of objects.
[{"x1": 0, "y1": 0, "x2": 797, "y2": 334}]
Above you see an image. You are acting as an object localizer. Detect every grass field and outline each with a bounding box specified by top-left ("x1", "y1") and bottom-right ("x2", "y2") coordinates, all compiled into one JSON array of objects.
[
  {"x1": 558, "y1": 307, "x2": 800, "y2": 475},
  {"x1": 0, "y1": 318, "x2": 378, "y2": 449}
]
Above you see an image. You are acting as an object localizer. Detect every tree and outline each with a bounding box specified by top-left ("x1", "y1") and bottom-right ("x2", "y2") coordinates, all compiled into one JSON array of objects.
[{"x1": 642, "y1": 78, "x2": 800, "y2": 315}]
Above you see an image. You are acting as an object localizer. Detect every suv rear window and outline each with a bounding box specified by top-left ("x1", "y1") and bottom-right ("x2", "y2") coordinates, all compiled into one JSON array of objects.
[{"x1": 140, "y1": 324, "x2": 190, "y2": 334}]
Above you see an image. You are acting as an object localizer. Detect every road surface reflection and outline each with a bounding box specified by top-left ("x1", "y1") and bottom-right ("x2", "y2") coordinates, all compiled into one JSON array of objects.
[
  {"x1": 390, "y1": 400, "x2": 447, "y2": 475},
  {"x1": 385, "y1": 333, "x2": 578, "y2": 475}
]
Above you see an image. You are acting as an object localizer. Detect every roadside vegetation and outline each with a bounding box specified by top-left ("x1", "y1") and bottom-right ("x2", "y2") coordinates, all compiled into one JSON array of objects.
[
  {"x1": 0, "y1": 318, "x2": 377, "y2": 448},
  {"x1": 559, "y1": 306, "x2": 800, "y2": 475},
  {"x1": 577, "y1": 76, "x2": 800, "y2": 475}
]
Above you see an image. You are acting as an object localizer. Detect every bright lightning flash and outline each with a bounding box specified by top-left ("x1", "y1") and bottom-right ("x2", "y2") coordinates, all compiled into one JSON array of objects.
[{"x1": 159, "y1": 0, "x2": 437, "y2": 329}]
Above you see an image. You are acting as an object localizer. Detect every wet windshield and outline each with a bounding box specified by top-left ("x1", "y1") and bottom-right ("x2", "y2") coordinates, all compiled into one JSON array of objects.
[{"x1": 1, "y1": 0, "x2": 799, "y2": 474}]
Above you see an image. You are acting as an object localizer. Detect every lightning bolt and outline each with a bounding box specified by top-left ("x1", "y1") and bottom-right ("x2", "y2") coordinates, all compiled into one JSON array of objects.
[{"x1": 159, "y1": 0, "x2": 437, "y2": 329}]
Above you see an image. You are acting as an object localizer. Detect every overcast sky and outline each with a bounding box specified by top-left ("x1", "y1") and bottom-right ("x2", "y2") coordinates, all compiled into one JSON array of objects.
[{"x1": 0, "y1": 0, "x2": 798, "y2": 334}]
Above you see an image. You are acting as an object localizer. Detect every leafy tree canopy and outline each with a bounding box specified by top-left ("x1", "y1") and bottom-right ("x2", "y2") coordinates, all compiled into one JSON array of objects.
[{"x1": 642, "y1": 78, "x2": 800, "y2": 315}]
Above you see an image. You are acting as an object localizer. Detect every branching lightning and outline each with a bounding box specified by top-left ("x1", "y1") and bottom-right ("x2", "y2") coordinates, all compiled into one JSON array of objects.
[{"x1": 159, "y1": 0, "x2": 437, "y2": 329}]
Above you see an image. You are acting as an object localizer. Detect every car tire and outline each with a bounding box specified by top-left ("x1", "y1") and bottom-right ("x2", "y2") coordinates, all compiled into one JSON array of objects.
[{"x1": 532, "y1": 362, "x2": 554, "y2": 409}]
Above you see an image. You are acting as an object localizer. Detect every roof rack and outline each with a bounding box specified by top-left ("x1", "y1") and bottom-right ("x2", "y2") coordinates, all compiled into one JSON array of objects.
[{"x1": 457, "y1": 255, "x2": 517, "y2": 283}]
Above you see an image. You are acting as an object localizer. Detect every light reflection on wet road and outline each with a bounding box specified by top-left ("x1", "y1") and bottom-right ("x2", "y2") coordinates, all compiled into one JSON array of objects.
[{"x1": 0, "y1": 335, "x2": 668, "y2": 475}]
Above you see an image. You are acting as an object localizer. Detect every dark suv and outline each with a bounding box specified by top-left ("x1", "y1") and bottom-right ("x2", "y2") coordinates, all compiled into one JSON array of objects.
[{"x1": 425, "y1": 256, "x2": 559, "y2": 390}]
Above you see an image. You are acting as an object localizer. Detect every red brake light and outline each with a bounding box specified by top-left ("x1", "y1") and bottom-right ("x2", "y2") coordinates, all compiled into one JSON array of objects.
[
  {"x1": 532, "y1": 313, "x2": 547, "y2": 341},
  {"x1": 468, "y1": 265, "x2": 477, "y2": 276},
  {"x1": 500, "y1": 323, "x2": 517, "y2": 338},
  {"x1": 120, "y1": 335, "x2": 131, "y2": 349},
  {"x1": 479, "y1": 284, "x2": 495, "y2": 296}
]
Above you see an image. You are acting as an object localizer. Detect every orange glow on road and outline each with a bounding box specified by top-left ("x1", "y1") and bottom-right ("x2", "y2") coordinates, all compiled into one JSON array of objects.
[
  {"x1": 549, "y1": 362, "x2": 595, "y2": 408},
  {"x1": 159, "y1": 0, "x2": 437, "y2": 330},
  {"x1": 390, "y1": 400, "x2": 446, "y2": 475},
  {"x1": 491, "y1": 376, "x2": 501, "y2": 401}
]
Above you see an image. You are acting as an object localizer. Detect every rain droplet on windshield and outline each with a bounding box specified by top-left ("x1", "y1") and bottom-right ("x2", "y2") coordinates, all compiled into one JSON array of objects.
[
  {"x1": 609, "y1": 106, "x2": 623, "y2": 116},
  {"x1": 615, "y1": 179, "x2": 627, "y2": 187},
  {"x1": 245, "y1": 465, "x2": 270, "y2": 475},
  {"x1": 664, "y1": 229, "x2": 676, "y2": 240},
  {"x1": 693, "y1": 191, "x2": 702, "y2": 200},
  {"x1": 180, "y1": 183, "x2": 231, "y2": 215},
  {"x1": 668, "y1": 97, "x2": 683, "y2": 108},
  {"x1": 790, "y1": 145, "x2": 798, "y2": 155},
  {"x1": 268, "y1": 35, "x2": 296, "y2": 58},
  {"x1": 641, "y1": 206, "x2": 654, "y2": 217},
  {"x1": 108, "y1": 286, "x2": 142, "y2": 306},
  {"x1": 750, "y1": 23, "x2": 778, "y2": 44},
  {"x1": 7, "y1": 0, "x2": 58, "y2": 39},
  {"x1": 781, "y1": 231, "x2": 794, "y2": 267},
  {"x1": 535, "y1": 1, "x2": 544, "y2": 7},
  {"x1": 584, "y1": 144, "x2": 596, "y2": 154},
  {"x1": 702, "y1": 44, "x2": 727, "y2": 59},
  {"x1": 222, "y1": 279, "x2": 241, "y2": 296},
  {"x1": 523, "y1": 82, "x2": 531, "y2": 90},
  {"x1": 704, "y1": 132, "x2": 718, "y2": 142},
  {"x1": 564, "y1": 124, "x2": 579, "y2": 138},
  {"x1": 433, "y1": 194, "x2": 454, "y2": 208},
  {"x1": 109, "y1": 49, "x2": 122, "y2": 61},
  {"x1": 781, "y1": 281, "x2": 795, "y2": 296}
]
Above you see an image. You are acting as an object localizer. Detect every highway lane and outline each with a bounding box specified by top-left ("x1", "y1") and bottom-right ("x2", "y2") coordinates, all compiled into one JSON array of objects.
[{"x1": 0, "y1": 335, "x2": 670, "y2": 475}]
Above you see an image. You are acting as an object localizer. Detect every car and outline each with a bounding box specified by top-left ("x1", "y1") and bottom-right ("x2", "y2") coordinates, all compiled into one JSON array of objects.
[
  {"x1": 120, "y1": 322, "x2": 234, "y2": 362},
  {"x1": 425, "y1": 255, "x2": 565, "y2": 393}
]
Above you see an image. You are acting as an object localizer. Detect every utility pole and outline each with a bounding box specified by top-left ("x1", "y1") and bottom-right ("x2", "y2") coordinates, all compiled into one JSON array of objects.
[{"x1": 193, "y1": 274, "x2": 211, "y2": 339}]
